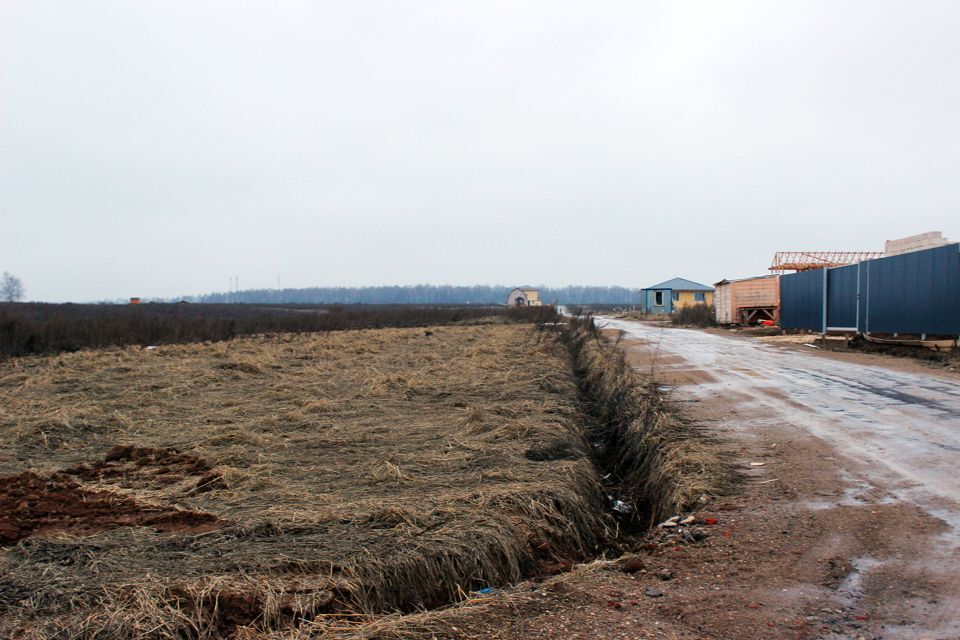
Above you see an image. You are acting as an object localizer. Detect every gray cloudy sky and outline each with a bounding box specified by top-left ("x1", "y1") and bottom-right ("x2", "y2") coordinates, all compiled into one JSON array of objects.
[{"x1": 2, "y1": 1, "x2": 959, "y2": 302}]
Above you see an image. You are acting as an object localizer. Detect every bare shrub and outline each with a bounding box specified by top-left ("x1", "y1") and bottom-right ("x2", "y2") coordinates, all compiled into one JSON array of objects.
[
  {"x1": 671, "y1": 303, "x2": 715, "y2": 327},
  {"x1": 0, "y1": 272, "x2": 24, "y2": 303}
]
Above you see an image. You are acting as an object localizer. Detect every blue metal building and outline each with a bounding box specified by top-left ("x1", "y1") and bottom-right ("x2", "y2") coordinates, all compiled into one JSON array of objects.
[{"x1": 780, "y1": 243, "x2": 960, "y2": 337}]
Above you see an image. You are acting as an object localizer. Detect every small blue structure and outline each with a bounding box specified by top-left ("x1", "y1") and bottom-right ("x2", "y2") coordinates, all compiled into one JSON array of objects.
[
  {"x1": 640, "y1": 278, "x2": 714, "y2": 314},
  {"x1": 780, "y1": 243, "x2": 960, "y2": 337}
]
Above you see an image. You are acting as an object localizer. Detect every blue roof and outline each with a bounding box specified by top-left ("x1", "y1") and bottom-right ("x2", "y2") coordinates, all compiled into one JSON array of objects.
[{"x1": 644, "y1": 277, "x2": 714, "y2": 292}]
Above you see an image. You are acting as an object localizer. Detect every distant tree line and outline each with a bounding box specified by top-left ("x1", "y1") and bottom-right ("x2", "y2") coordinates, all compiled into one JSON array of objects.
[
  {"x1": 183, "y1": 285, "x2": 644, "y2": 305},
  {"x1": 0, "y1": 302, "x2": 557, "y2": 360}
]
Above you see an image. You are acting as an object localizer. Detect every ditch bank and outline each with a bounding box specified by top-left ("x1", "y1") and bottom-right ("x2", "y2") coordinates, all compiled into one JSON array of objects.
[{"x1": 558, "y1": 316, "x2": 729, "y2": 531}]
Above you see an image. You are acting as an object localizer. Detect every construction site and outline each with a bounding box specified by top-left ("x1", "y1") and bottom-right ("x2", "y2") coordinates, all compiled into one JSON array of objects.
[{"x1": 710, "y1": 231, "x2": 959, "y2": 350}]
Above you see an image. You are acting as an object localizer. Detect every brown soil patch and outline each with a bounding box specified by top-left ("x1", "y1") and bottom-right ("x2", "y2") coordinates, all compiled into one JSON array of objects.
[
  {"x1": 0, "y1": 470, "x2": 222, "y2": 545},
  {"x1": 619, "y1": 340, "x2": 718, "y2": 387},
  {"x1": 64, "y1": 445, "x2": 223, "y2": 494}
]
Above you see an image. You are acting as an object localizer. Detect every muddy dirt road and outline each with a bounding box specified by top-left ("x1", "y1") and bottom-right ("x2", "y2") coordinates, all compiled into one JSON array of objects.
[
  {"x1": 601, "y1": 318, "x2": 960, "y2": 524},
  {"x1": 599, "y1": 317, "x2": 960, "y2": 639}
]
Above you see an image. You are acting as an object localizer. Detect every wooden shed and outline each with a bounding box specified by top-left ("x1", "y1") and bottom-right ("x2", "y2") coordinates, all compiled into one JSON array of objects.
[{"x1": 714, "y1": 275, "x2": 780, "y2": 325}]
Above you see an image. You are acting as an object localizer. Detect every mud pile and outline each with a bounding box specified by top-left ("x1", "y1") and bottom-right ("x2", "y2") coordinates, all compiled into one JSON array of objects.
[
  {"x1": 0, "y1": 468, "x2": 222, "y2": 545},
  {"x1": 63, "y1": 444, "x2": 224, "y2": 494}
]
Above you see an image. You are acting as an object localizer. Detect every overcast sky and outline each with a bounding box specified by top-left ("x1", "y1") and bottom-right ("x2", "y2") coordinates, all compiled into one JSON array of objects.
[{"x1": 2, "y1": 1, "x2": 959, "y2": 301}]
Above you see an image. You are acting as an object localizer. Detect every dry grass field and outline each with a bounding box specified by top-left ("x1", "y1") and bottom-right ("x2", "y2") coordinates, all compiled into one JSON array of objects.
[{"x1": 0, "y1": 323, "x2": 614, "y2": 638}]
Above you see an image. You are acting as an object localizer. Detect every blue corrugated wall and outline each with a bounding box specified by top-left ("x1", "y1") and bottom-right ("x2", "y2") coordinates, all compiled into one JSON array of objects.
[
  {"x1": 780, "y1": 243, "x2": 960, "y2": 336},
  {"x1": 780, "y1": 269, "x2": 823, "y2": 330},
  {"x1": 827, "y1": 264, "x2": 859, "y2": 329},
  {"x1": 864, "y1": 244, "x2": 960, "y2": 335}
]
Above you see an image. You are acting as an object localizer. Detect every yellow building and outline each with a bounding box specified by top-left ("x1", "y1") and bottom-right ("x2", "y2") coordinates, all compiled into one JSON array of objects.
[
  {"x1": 506, "y1": 287, "x2": 542, "y2": 306},
  {"x1": 641, "y1": 278, "x2": 713, "y2": 314}
]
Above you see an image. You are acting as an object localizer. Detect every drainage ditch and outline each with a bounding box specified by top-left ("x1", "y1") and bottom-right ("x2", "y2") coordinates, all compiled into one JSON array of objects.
[
  {"x1": 204, "y1": 318, "x2": 706, "y2": 636},
  {"x1": 559, "y1": 316, "x2": 695, "y2": 533}
]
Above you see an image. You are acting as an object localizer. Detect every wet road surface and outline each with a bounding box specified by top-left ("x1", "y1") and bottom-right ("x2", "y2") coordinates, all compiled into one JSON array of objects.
[
  {"x1": 599, "y1": 318, "x2": 960, "y2": 526},
  {"x1": 598, "y1": 317, "x2": 960, "y2": 527},
  {"x1": 598, "y1": 317, "x2": 960, "y2": 637}
]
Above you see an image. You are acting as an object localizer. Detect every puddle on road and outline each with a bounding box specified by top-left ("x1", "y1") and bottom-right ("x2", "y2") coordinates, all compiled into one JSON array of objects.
[
  {"x1": 834, "y1": 555, "x2": 884, "y2": 607},
  {"x1": 804, "y1": 483, "x2": 898, "y2": 511}
]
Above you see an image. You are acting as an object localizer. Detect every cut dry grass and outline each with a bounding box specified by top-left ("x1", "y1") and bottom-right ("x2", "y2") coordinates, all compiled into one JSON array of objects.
[
  {"x1": 0, "y1": 324, "x2": 609, "y2": 638},
  {"x1": 0, "y1": 317, "x2": 730, "y2": 639}
]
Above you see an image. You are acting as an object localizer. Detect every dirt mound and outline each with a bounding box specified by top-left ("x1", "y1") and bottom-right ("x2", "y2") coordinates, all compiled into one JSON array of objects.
[
  {"x1": 64, "y1": 445, "x2": 219, "y2": 487},
  {"x1": 0, "y1": 470, "x2": 222, "y2": 545}
]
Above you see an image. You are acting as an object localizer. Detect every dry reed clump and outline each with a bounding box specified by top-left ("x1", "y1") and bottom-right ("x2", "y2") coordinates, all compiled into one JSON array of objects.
[
  {"x1": 561, "y1": 317, "x2": 731, "y2": 525},
  {"x1": 0, "y1": 323, "x2": 612, "y2": 638}
]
